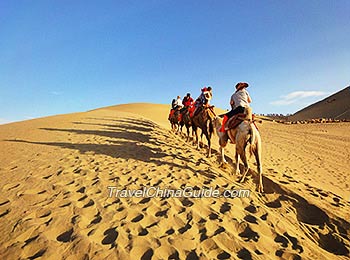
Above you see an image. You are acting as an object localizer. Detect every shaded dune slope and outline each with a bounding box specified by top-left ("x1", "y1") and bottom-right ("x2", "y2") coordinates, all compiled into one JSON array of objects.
[{"x1": 290, "y1": 86, "x2": 350, "y2": 121}]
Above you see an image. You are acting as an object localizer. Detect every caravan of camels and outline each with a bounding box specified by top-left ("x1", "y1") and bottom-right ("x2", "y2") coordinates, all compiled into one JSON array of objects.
[{"x1": 168, "y1": 83, "x2": 264, "y2": 192}]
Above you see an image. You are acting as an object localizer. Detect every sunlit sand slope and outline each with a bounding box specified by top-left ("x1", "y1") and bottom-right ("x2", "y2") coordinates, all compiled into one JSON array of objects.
[{"x1": 0, "y1": 104, "x2": 349, "y2": 259}]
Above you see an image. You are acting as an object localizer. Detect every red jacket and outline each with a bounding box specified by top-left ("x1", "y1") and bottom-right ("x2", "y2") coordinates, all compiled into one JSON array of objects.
[{"x1": 182, "y1": 97, "x2": 194, "y2": 107}]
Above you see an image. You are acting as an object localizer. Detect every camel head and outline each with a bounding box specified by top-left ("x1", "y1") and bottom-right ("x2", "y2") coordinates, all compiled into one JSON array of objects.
[{"x1": 213, "y1": 116, "x2": 223, "y2": 132}]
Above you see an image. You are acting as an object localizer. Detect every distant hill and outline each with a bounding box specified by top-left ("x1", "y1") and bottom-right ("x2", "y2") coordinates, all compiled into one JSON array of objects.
[{"x1": 289, "y1": 86, "x2": 350, "y2": 121}]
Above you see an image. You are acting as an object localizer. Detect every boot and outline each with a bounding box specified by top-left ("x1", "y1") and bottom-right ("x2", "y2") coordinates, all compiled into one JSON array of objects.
[{"x1": 220, "y1": 115, "x2": 228, "y2": 132}]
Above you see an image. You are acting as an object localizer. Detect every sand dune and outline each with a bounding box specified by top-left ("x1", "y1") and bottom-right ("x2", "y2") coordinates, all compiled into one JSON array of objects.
[
  {"x1": 289, "y1": 86, "x2": 350, "y2": 121},
  {"x1": 0, "y1": 103, "x2": 349, "y2": 259}
]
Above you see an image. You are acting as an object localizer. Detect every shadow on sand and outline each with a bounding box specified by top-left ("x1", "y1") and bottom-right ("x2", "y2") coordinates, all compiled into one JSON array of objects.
[{"x1": 6, "y1": 117, "x2": 219, "y2": 182}]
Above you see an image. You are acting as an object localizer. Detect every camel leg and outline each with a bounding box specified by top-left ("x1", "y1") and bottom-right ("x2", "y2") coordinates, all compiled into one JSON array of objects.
[
  {"x1": 193, "y1": 127, "x2": 200, "y2": 150},
  {"x1": 192, "y1": 126, "x2": 196, "y2": 145},
  {"x1": 197, "y1": 132, "x2": 200, "y2": 150},
  {"x1": 186, "y1": 125, "x2": 191, "y2": 142},
  {"x1": 239, "y1": 151, "x2": 250, "y2": 183},
  {"x1": 207, "y1": 134, "x2": 211, "y2": 158},
  {"x1": 235, "y1": 152, "x2": 240, "y2": 175},
  {"x1": 190, "y1": 128, "x2": 194, "y2": 142},
  {"x1": 206, "y1": 121, "x2": 213, "y2": 158},
  {"x1": 219, "y1": 146, "x2": 227, "y2": 164},
  {"x1": 254, "y1": 146, "x2": 263, "y2": 193}
]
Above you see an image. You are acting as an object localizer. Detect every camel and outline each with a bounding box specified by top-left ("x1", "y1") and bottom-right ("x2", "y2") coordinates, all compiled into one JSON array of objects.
[
  {"x1": 213, "y1": 108, "x2": 263, "y2": 192},
  {"x1": 191, "y1": 105, "x2": 216, "y2": 157},
  {"x1": 169, "y1": 109, "x2": 181, "y2": 133},
  {"x1": 180, "y1": 108, "x2": 193, "y2": 141}
]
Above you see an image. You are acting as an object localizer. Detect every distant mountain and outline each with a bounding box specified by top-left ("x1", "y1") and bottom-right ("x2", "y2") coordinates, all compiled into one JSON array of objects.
[{"x1": 289, "y1": 86, "x2": 350, "y2": 121}]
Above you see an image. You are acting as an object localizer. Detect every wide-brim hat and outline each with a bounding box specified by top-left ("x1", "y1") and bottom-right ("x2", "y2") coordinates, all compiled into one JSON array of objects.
[{"x1": 235, "y1": 82, "x2": 249, "y2": 90}]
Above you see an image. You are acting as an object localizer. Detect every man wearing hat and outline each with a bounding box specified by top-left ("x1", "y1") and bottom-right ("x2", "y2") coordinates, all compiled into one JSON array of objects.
[{"x1": 220, "y1": 82, "x2": 251, "y2": 132}]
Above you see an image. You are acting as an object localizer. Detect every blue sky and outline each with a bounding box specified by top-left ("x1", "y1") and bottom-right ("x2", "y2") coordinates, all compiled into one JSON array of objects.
[{"x1": 1, "y1": 1, "x2": 349, "y2": 124}]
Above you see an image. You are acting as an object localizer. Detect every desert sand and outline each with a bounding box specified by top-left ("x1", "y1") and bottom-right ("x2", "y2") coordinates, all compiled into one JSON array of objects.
[
  {"x1": 289, "y1": 86, "x2": 350, "y2": 121},
  {"x1": 0, "y1": 103, "x2": 349, "y2": 259}
]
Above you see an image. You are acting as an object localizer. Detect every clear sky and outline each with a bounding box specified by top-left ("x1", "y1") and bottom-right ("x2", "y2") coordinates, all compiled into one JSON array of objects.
[{"x1": 1, "y1": 0, "x2": 349, "y2": 124}]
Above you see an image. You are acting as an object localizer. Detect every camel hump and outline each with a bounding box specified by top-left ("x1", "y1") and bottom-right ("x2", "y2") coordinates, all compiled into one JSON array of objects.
[{"x1": 245, "y1": 106, "x2": 253, "y2": 121}]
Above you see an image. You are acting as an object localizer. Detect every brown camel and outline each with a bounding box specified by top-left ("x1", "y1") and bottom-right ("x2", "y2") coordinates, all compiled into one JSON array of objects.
[
  {"x1": 180, "y1": 108, "x2": 193, "y2": 141},
  {"x1": 191, "y1": 105, "x2": 216, "y2": 157},
  {"x1": 169, "y1": 109, "x2": 181, "y2": 133}
]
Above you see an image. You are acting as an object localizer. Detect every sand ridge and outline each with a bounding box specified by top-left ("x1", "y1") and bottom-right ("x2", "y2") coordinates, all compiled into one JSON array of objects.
[
  {"x1": 289, "y1": 86, "x2": 350, "y2": 121},
  {"x1": 0, "y1": 104, "x2": 349, "y2": 259}
]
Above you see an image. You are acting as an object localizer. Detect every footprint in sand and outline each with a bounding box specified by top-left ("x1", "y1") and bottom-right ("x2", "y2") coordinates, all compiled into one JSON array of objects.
[
  {"x1": 166, "y1": 228, "x2": 175, "y2": 235},
  {"x1": 27, "y1": 248, "x2": 47, "y2": 260},
  {"x1": 237, "y1": 248, "x2": 252, "y2": 259},
  {"x1": 181, "y1": 198, "x2": 194, "y2": 207},
  {"x1": 260, "y1": 213, "x2": 268, "y2": 221},
  {"x1": 219, "y1": 202, "x2": 231, "y2": 214},
  {"x1": 213, "y1": 226, "x2": 225, "y2": 236},
  {"x1": 274, "y1": 234, "x2": 289, "y2": 248},
  {"x1": 131, "y1": 214, "x2": 144, "y2": 223},
  {"x1": 185, "y1": 250, "x2": 199, "y2": 260},
  {"x1": 138, "y1": 228, "x2": 148, "y2": 236},
  {"x1": 155, "y1": 209, "x2": 168, "y2": 217},
  {"x1": 101, "y1": 228, "x2": 118, "y2": 248},
  {"x1": 244, "y1": 214, "x2": 258, "y2": 224},
  {"x1": 42, "y1": 174, "x2": 52, "y2": 179},
  {"x1": 83, "y1": 199, "x2": 95, "y2": 208},
  {"x1": 141, "y1": 248, "x2": 154, "y2": 260},
  {"x1": 238, "y1": 224, "x2": 259, "y2": 242},
  {"x1": 244, "y1": 205, "x2": 257, "y2": 214},
  {"x1": 89, "y1": 212, "x2": 102, "y2": 226},
  {"x1": 208, "y1": 213, "x2": 219, "y2": 220},
  {"x1": 283, "y1": 232, "x2": 303, "y2": 253},
  {"x1": 178, "y1": 223, "x2": 192, "y2": 234},
  {"x1": 71, "y1": 215, "x2": 80, "y2": 224},
  {"x1": 78, "y1": 194, "x2": 88, "y2": 201},
  {"x1": 56, "y1": 228, "x2": 74, "y2": 243},
  {"x1": 217, "y1": 251, "x2": 231, "y2": 260},
  {"x1": 59, "y1": 201, "x2": 71, "y2": 208},
  {"x1": 36, "y1": 209, "x2": 51, "y2": 218},
  {"x1": 4, "y1": 183, "x2": 20, "y2": 191},
  {"x1": 199, "y1": 227, "x2": 208, "y2": 241},
  {"x1": 139, "y1": 197, "x2": 151, "y2": 204},
  {"x1": 76, "y1": 186, "x2": 86, "y2": 193},
  {"x1": 66, "y1": 180, "x2": 75, "y2": 185},
  {"x1": 22, "y1": 234, "x2": 40, "y2": 249}
]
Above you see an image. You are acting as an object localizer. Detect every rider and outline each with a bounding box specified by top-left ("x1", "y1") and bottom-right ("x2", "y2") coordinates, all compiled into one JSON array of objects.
[
  {"x1": 193, "y1": 86, "x2": 213, "y2": 116},
  {"x1": 203, "y1": 86, "x2": 213, "y2": 105},
  {"x1": 182, "y1": 93, "x2": 194, "y2": 108},
  {"x1": 175, "y1": 95, "x2": 183, "y2": 109},
  {"x1": 171, "y1": 98, "x2": 176, "y2": 109},
  {"x1": 220, "y1": 82, "x2": 251, "y2": 132},
  {"x1": 169, "y1": 96, "x2": 183, "y2": 120}
]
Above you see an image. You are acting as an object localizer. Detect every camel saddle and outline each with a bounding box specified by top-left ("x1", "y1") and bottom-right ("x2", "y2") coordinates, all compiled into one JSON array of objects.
[{"x1": 224, "y1": 107, "x2": 253, "y2": 131}]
